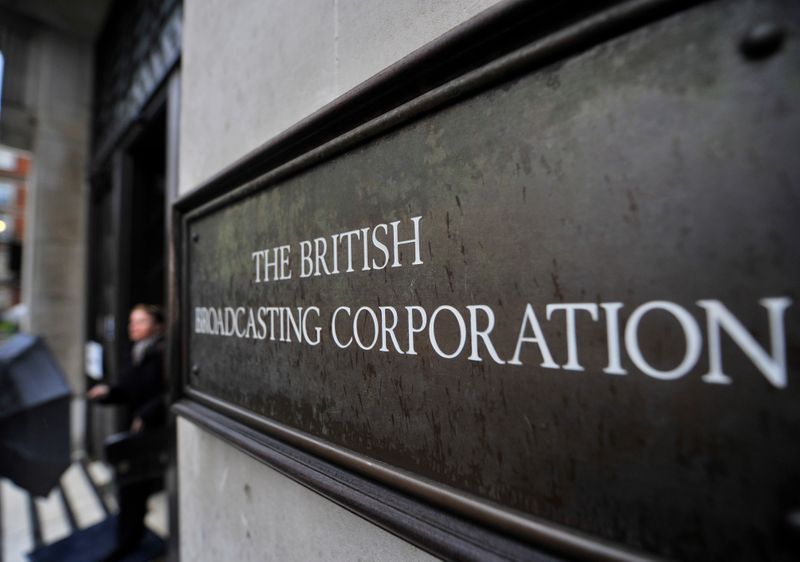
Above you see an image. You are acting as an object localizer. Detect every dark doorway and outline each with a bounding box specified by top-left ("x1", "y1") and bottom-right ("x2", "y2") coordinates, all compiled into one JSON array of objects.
[
  {"x1": 128, "y1": 107, "x2": 167, "y2": 309},
  {"x1": 86, "y1": 106, "x2": 167, "y2": 456}
]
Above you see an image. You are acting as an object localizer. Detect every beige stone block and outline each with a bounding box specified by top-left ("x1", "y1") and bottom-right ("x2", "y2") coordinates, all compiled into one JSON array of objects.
[
  {"x1": 180, "y1": 0, "x2": 336, "y2": 193},
  {"x1": 40, "y1": 331, "x2": 83, "y2": 389},
  {"x1": 25, "y1": 299, "x2": 84, "y2": 389},
  {"x1": 179, "y1": 420, "x2": 436, "y2": 562},
  {"x1": 31, "y1": 184, "x2": 86, "y2": 243},
  {"x1": 37, "y1": 30, "x2": 93, "y2": 122},
  {"x1": 32, "y1": 132, "x2": 89, "y2": 194},
  {"x1": 29, "y1": 297, "x2": 82, "y2": 334},
  {"x1": 336, "y1": 0, "x2": 499, "y2": 95},
  {"x1": 30, "y1": 241, "x2": 85, "y2": 301}
]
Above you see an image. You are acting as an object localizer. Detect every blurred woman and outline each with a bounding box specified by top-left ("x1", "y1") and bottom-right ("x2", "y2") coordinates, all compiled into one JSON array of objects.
[{"x1": 88, "y1": 304, "x2": 167, "y2": 560}]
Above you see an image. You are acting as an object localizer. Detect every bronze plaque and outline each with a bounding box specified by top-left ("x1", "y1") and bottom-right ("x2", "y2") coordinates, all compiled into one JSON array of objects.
[{"x1": 186, "y1": 1, "x2": 800, "y2": 559}]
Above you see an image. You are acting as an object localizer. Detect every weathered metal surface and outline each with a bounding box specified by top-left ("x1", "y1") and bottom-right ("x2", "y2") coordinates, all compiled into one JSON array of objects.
[{"x1": 186, "y1": 1, "x2": 800, "y2": 559}]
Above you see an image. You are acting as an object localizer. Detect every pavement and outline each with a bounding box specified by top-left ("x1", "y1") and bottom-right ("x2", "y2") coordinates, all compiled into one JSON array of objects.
[{"x1": 1, "y1": 457, "x2": 167, "y2": 562}]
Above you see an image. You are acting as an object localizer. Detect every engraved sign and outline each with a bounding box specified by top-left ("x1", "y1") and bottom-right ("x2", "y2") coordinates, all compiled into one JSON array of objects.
[{"x1": 185, "y1": 2, "x2": 799, "y2": 559}]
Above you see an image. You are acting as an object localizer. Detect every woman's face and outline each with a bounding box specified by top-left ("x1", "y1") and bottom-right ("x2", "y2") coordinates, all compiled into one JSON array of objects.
[{"x1": 128, "y1": 308, "x2": 158, "y2": 342}]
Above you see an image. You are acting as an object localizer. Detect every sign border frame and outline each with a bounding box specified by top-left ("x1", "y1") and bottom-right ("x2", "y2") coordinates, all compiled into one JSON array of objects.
[{"x1": 169, "y1": 1, "x2": 703, "y2": 559}]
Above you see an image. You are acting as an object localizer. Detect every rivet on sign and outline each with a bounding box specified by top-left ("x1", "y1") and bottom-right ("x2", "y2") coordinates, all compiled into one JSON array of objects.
[
  {"x1": 740, "y1": 23, "x2": 784, "y2": 60},
  {"x1": 192, "y1": 233, "x2": 199, "y2": 243},
  {"x1": 191, "y1": 364, "x2": 200, "y2": 376}
]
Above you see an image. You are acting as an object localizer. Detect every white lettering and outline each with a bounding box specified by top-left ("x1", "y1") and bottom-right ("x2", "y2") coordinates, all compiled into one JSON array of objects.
[
  {"x1": 354, "y1": 306, "x2": 380, "y2": 350},
  {"x1": 430, "y1": 305, "x2": 467, "y2": 359},
  {"x1": 380, "y1": 306, "x2": 405, "y2": 354},
  {"x1": 314, "y1": 238, "x2": 331, "y2": 276},
  {"x1": 698, "y1": 298, "x2": 792, "y2": 388},
  {"x1": 332, "y1": 306, "x2": 352, "y2": 349},
  {"x1": 303, "y1": 306, "x2": 322, "y2": 346},
  {"x1": 234, "y1": 307, "x2": 246, "y2": 338},
  {"x1": 339, "y1": 230, "x2": 360, "y2": 273},
  {"x1": 601, "y1": 302, "x2": 627, "y2": 375},
  {"x1": 285, "y1": 307, "x2": 303, "y2": 342},
  {"x1": 508, "y1": 304, "x2": 558, "y2": 368},
  {"x1": 300, "y1": 240, "x2": 313, "y2": 278},
  {"x1": 257, "y1": 307, "x2": 268, "y2": 339},
  {"x1": 371, "y1": 224, "x2": 390, "y2": 270},
  {"x1": 251, "y1": 251, "x2": 264, "y2": 282},
  {"x1": 405, "y1": 305, "x2": 427, "y2": 355},
  {"x1": 390, "y1": 216, "x2": 423, "y2": 268},
  {"x1": 546, "y1": 303, "x2": 599, "y2": 371},
  {"x1": 467, "y1": 305, "x2": 505, "y2": 364},
  {"x1": 625, "y1": 301, "x2": 701, "y2": 380}
]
